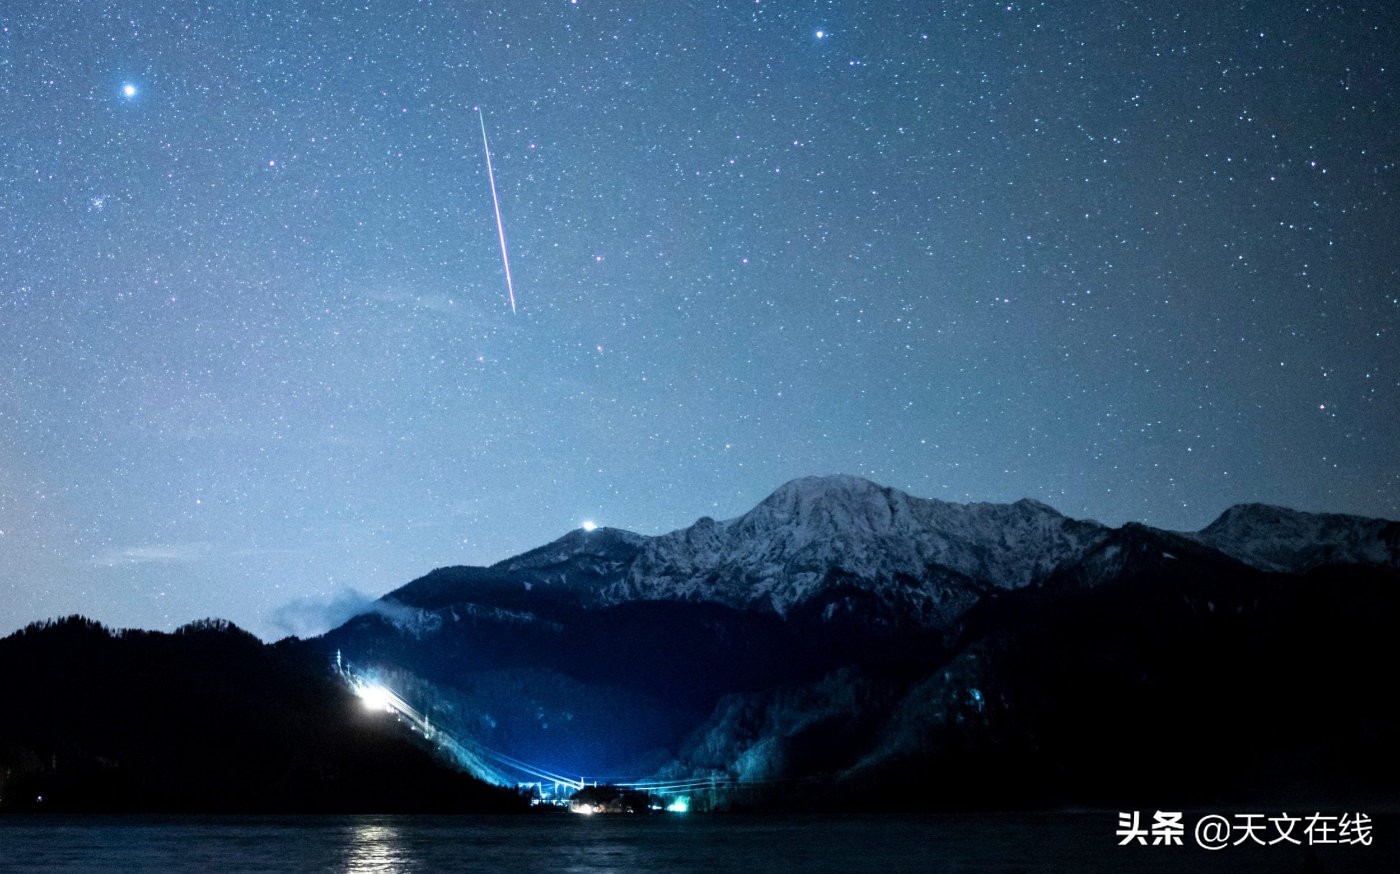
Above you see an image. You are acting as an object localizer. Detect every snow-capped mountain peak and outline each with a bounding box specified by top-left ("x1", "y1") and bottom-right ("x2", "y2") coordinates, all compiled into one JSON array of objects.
[
  {"x1": 1193, "y1": 503, "x2": 1400, "y2": 573},
  {"x1": 491, "y1": 526, "x2": 649, "y2": 575},
  {"x1": 603, "y1": 475, "x2": 1109, "y2": 613},
  {"x1": 379, "y1": 477, "x2": 1398, "y2": 632}
]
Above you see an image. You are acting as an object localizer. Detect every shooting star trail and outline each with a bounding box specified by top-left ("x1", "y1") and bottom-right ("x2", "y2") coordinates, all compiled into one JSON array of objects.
[{"x1": 477, "y1": 107, "x2": 516, "y2": 315}]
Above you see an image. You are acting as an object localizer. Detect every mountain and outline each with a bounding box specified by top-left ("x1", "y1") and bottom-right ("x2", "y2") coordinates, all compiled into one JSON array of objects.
[
  {"x1": 0, "y1": 617, "x2": 525, "y2": 813},
  {"x1": 1193, "y1": 502, "x2": 1400, "y2": 573},
  {"x1": 312, "y1": 476, "x2": 1400, "y2": 809},
  {"x1": 395, "y1": 475, "x2": 1110, "y2": 626},
  {"x1": 10, "y1": 477, "x2": 1391, "y2": 812},
  {"x1": 602, "y1": 475, "x2": 1109, "y2": 617}
]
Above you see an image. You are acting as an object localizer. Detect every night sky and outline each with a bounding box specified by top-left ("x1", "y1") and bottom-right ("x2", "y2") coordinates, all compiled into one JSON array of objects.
[{"x1": 2, "y1": 1, "x2": 1396, "y2": 639}]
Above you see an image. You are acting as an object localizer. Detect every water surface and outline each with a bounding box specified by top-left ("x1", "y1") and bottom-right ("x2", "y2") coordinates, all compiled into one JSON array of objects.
[{"x1": 1, "y1": 812, "x2": 1394, "y2": 872}]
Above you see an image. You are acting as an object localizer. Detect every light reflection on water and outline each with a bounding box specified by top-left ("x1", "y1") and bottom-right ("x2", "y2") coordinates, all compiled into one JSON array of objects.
[{"x1": 344, "y1": 822, "x2": 409, "y2": 874}]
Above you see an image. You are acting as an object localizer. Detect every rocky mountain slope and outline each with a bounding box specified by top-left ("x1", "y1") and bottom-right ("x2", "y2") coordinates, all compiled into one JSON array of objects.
[
  {"x1": 314, "y1": 476, "x2": 1399, "y2": 807},
  {"x1": 1193, "y1": 502, "x2": 1400, "y2": 573},
  {"x1": 393, "y1": 475, "x2": 1112, "y2": 627}
]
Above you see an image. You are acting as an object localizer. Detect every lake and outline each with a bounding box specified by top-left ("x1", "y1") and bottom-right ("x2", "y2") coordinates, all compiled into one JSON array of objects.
[{"x1": 0, "y1": 811, "x2": 1394, "y2": 872}]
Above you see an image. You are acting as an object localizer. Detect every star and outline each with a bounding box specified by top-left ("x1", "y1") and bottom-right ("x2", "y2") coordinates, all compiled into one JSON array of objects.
[{"x1": 0, "y1": 0, "x2": 1392, "y2": 642}]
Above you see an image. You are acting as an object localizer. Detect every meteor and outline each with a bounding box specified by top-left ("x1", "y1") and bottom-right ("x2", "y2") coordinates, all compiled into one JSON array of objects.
[{"x1": 477, "y1": 107, "x2": 517, "y2": 315}]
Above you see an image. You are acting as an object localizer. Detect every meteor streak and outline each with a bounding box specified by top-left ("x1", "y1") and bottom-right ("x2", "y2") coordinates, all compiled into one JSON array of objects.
[{"x1": 477, "y1": 107, "x2": 517, "y2": 315}]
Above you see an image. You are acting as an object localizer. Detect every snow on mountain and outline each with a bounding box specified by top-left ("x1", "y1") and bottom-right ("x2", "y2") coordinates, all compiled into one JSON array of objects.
[
  {"x1": 391, "y1": 478, "x2": 1397, "y2": 627},
  {"x1": 601, "y1": 475, "x2": 1109, "y2": 613},
  {"x1": 1192, "y1": 503, "x2": 1400, "y2": 573},
  {"x1": 491, "y1": 526, "x2": 648, "y2": 579}
]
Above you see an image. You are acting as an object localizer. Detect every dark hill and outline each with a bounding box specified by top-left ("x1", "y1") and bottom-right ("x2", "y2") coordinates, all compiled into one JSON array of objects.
[{"x1": 0, "y1": 616, "x2": 524, "y2": 813}]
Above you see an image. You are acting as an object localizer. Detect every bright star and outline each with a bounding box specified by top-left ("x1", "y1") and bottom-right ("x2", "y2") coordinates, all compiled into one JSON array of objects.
[
  {"x1": 581, "y1": 520, "x2": 598, "y2": 532},
  {"x1": 815, "y1": 30, "x2": 826, "y2": 39},
  {"x1": 121, "y1": 83, "x2": 138, "y2": 98}
]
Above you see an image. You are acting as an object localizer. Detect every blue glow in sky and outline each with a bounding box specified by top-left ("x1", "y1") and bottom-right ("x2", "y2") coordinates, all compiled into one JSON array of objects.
[{"x1": 1, "y1": 1, "x2": 1396, "y2": 638}]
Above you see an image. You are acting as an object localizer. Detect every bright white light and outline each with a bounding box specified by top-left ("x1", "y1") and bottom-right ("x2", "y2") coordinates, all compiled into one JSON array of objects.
[
  {"x1": 666, "y1": 797, "x2": 690, "y2": 813},
  {"x1": 581, "y1": 520, "x2": 598, "y2": 532},
  {"x1": 357, "y1": 683, "x2": 393, "y2": 713},
  {"x1": 122, "y1": 83, "x2": 138, "y2": 98}
]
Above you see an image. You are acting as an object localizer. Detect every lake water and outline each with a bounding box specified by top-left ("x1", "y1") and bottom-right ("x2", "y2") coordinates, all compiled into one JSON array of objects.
[{"x1": 0, "y1": 812, "x2": 1395, "y2": 872}]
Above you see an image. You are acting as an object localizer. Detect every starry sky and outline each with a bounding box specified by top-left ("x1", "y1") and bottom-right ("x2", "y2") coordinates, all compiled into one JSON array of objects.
[{"x1": 2, "y1": 1, "x2": 1397, "y2": 639}]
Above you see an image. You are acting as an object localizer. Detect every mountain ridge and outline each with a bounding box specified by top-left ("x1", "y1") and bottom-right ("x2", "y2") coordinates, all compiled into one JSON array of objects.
[
  {"x1": 387, "y1": 475, "x2": 1397, "y2": 621},
  {"x1": 314, "y1": 474, "x2": 1399, "y2": 806},
  {"x1": 1192, "y1": 501, "x2": 1400, "y2": 572}
]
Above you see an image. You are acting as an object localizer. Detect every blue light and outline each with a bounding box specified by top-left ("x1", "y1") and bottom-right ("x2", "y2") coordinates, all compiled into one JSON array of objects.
[{"x1": 666, "y1": 797, "x2": 689, "y2": 813}]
